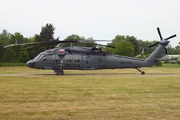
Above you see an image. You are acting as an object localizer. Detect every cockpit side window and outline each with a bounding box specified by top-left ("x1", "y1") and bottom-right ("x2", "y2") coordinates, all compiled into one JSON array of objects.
[
  {"x1": 40, "y1": 55, "x2": 46, "y2": 61},
  {"x1": 34, "y1": 52, "x2": 46, "y2": 61}
]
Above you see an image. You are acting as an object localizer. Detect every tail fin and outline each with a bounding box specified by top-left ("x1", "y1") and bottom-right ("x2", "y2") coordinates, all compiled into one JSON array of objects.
[
  {"x1": 145, "y1": 27, "x2": 176, "y2": 66},
  {"x1": 145, "y1": 40, "x2": 170, "y2": 66}
]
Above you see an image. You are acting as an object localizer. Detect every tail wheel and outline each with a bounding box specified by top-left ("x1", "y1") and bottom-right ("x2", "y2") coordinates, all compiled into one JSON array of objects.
[
  {"x1": 141, "y1": 71, "x2": 145, "y2": 75},
  {"x1": 136, "y1": 68, "x2": 145, "y2": 75}
]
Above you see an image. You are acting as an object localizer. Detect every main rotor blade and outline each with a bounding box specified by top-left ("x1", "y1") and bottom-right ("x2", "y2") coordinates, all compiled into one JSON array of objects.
[
  {"x1": 4, "y1": 44, "x2": 23, "y2": 48},
  {"x1": 148, "y1": 42, "x2": 159, "y2": 48},
  {"x1": 20, "y1": 40, "x2": 78, "y2": 51},
  {"x1": 72, "y1": 39, "x2": 112, "y2": 43},
  {"x1": 157, "y1": 27, "x2": 163, "y2": 40},
  {"x1": 96, "y1": 44, "x2": 115, "y2": 48},
  {"x1": 20, "y1": 45, "x2": 43, "y2": 51},
  {"x1": 105, "y1": 45, "x2": 116, "y2": 48},
  {"x1": 20, "y1": 43, "x2": 56, "y2": 51},
  {"x1": 165, "y1": 34, "x2": 177, "y2": 40},
  {"x1": 4, "y1": 39, "x2": 58, "y2": 48},
  {"x1": 5, "y1": 39, "x2": 79, "y2": 50},
  {"x1": 3, "y1": 42, "x2": 40, "y2": 48}
]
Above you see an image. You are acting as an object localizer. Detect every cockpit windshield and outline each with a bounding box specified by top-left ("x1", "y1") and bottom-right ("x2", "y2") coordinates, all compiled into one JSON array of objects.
[{"x1": 33, "y1": 52, "x2": 46, "y2": 61}]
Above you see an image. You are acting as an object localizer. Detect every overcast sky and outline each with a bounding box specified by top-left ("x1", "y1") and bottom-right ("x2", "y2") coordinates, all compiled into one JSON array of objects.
[{"x1": 0, "y1": 0, "x2": 179, "y2": 47}]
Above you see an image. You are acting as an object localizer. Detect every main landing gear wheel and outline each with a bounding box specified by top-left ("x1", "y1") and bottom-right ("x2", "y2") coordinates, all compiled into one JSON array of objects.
[
  {"x1": 56, "y1": 66, "x2": 64, "y2": 75},
  {"x1": 56, "y1": 70, "x2": 64, "y2": 75},
  {"x1": 136, "y1": 68, "x2": 145, "y2": 75}
]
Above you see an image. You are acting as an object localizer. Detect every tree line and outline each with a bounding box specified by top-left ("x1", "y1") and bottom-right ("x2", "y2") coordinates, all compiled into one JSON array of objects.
[{"x1": 0, "y1": 23, "x2": 180, "y2": 64}]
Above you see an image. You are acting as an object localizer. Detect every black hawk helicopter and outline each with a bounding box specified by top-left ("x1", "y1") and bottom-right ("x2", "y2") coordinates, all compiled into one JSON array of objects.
[{"x1": 4, "y1": 27, "x2": 176, "y2": 75}]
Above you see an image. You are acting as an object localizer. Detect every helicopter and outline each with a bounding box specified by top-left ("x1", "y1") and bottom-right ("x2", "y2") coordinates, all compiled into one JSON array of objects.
[
  {"x1": 4, "y1": 27, "x2": 176, "y2": 75},
  {"x1": 159, "y1": 54, "x2": 180, "y2": 64}
]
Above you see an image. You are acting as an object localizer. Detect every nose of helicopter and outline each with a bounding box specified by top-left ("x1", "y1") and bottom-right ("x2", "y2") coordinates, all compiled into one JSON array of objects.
[{"x1": 26, "y1": 60, "x2": 35, "y2": 68}]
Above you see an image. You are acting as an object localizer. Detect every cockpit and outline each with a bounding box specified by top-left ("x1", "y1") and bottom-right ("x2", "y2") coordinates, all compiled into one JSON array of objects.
[
  {"x1": 26, "y1": 52, "x2": 47, "y2": 69},
  {"x1": 33, "y1": 52, "x2": 46, "y2": 61}
]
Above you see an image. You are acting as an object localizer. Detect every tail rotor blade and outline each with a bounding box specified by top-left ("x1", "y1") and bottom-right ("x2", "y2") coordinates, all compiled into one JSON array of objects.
[
  {"x1": 148, "y1": 42, "x2": 159, "y2": 48},
  {"x1": 148, "y1": 27, "x2": 176, "y2": 56},
  {"x1": 157, "y1": 27, "x2": 163, "y2": 40},
  {"x1": 165, "y1": 34, "x2": 177, "y2": 40}
]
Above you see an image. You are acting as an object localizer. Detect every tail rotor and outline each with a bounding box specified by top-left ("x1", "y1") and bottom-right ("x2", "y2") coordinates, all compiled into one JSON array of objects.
[{"x1": 148, "y1": 27, "x2": 176, "y2": 55}]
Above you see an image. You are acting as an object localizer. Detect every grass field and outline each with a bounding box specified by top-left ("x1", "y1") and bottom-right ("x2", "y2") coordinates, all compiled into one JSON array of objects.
[{"x1": 0, "y1": 65, "x2": 180, "y2": 119}]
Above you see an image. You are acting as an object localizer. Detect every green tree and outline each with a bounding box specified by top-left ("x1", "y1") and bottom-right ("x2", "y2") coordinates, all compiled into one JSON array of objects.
[
  {"x1": 18, "y1": 51, "x2": 30, "y2": 62},
  {"x1": 112, "y1": 35, "x2": 139, "y2": 55},
  {"x1": 166, "y1": 44, "x2": 175, "y2": 54},
  {"x1": 126, "y1": 36, "x2": 139, "y2": 55},
  {"x1": 112, "y1": 41, "x2": 134, "y2": 56},
  {"x1": 0, "y1": 30, "x2": 12, "y2": 63},
  {"x1": 174, "y1": 45, "x2": 180, "y2": 54},
  {"x1": 36, "y1": 23, "x2": 55, "y2": 42},
  {"x1": 137, "y1": 40, "x2": 159, "y2": 55},
  {"x1": 112, "y1": 35, "x2": 125, "y2": 42},
  {"x1": 104, "y1": 35, "x2": 137, "y2": 56},
  {"x1": 9, "y1": 32, "x2": 29, "y2": 62},
  {"x1": 34, "y1": 23, "x2": 56, "y2": 56},
  {"x1": 27, "y1": 36, "x2": 36, "y2": 59}
]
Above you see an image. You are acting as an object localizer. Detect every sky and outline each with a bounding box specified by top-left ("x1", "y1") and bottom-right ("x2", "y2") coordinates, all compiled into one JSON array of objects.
[{"x1": 0, "y1": 0, "x2": 180, "y2": 47}]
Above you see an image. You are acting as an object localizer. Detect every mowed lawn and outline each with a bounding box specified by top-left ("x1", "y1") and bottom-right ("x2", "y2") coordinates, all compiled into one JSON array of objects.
[{"x1": 0, "y1": 66, "x2": 180, "y2": 119}]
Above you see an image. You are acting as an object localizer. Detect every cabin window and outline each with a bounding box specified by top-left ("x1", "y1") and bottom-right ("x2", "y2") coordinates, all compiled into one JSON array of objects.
[
  {"x1": 74, "y1": 55, "x2": 80, "y2": 63},
  {"x1": 64, "y1": 55, "x2": 71, "y2": 63},
  {"x1": 52, "y1": 55, "x2": 59, "y2": 62}
]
